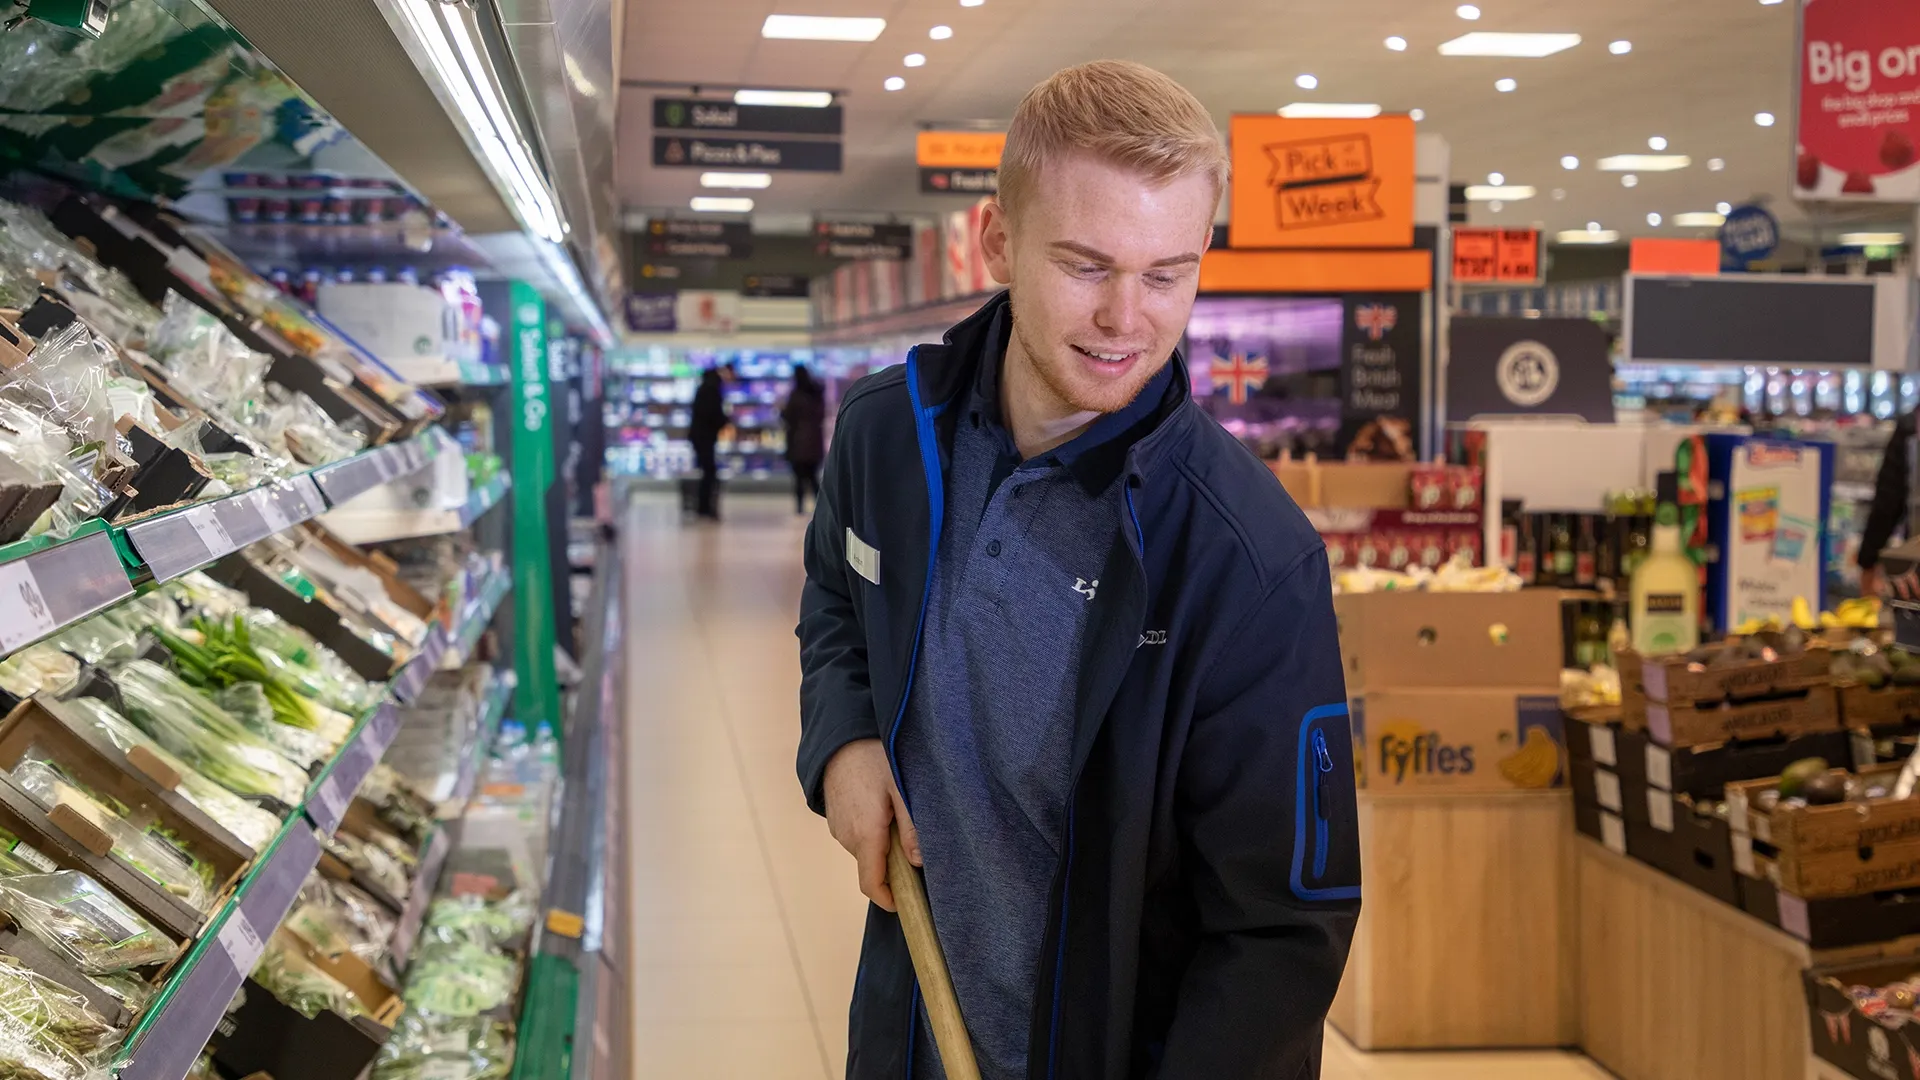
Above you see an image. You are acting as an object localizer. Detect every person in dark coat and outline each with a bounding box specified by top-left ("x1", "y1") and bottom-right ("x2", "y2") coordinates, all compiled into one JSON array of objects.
[
  {"x1": 688, "y1": 364, "x2": 732, "y2": 520},
  {"x1": 783, "y1": 364, "x2": 828, "y2": 514},
  {"x1": 1859, "y1": 409, "x2": 1917, "y2": 595}
]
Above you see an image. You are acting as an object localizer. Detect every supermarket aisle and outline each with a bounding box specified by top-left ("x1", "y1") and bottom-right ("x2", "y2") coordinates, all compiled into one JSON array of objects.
[{"x1": 621, "y1": 493, "x2": 1609, "y2": 1080}]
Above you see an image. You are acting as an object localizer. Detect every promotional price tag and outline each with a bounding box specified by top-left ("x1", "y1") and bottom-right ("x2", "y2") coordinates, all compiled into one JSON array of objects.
[
  {"x1": 0, "y1": 560, "x2": 57, "y2": 654},
  {"x1": 186, "y1": 506, "x2": 233, "y2": 559},
  {"x1": 217, "y1": 912, "x2": 265, "y2": 974}
]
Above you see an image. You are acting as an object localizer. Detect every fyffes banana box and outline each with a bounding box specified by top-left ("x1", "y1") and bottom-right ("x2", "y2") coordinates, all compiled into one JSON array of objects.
[{"x1": 1351, "y1": 689, "x2": 1567, "y2": 793}]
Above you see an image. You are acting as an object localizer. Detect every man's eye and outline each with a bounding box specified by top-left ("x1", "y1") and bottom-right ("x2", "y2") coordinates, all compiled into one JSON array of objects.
[
  {"x1": 1146, "y1": 273, "x2": 1179, "y2": 288},
  {"x1": 1073, "y1": 264, "x2": 1105, "y2": 277}
]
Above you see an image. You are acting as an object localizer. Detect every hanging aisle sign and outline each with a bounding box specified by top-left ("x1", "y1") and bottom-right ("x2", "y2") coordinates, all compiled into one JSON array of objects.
[
  {"x1": 815, "y1": 221, "x2": 914, "y2": 260},
  {"x1": 652, "y1": 136, "x2": 842, "y2": 172},
  {"x1": 917, "y1": 131, "x2": 1004, "y2": 196},
  {"x1": 652, "y1": 97, "x2": 844, "y2": 136},
  {"x1": 1228, "y1": 115, "x2": 1416, "y2": 249},
  {"x1": 644, "y1": 219, "x2": 752, "y2": 259},
  {"x1": 1795, "y1": 0, "x2": 1920, "y2": 202}
]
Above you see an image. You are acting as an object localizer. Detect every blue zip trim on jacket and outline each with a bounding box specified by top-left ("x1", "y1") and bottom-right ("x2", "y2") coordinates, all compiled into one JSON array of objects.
[
  {"x1": 1046, "y1": 798, "x2": 1076, "y2": 1079},
  {"x1": 1292, "y1": 703, "x2": 1360, "y2": 901},
  {"x1": 1312, "y1": 730, "x2": 1331, "y2": 879},
  {"x1": 893, "y1": 347, "x2": 948, "y2": 1079},
  {"x1": 1124, "y1": 481, "x2": 1145, "y2": 557}
]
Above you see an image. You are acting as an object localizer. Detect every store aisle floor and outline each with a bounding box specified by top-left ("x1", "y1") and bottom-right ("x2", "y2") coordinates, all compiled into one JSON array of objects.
[{"x1": 622, "y1": 494, "x2": 1610, "y2": 1080}]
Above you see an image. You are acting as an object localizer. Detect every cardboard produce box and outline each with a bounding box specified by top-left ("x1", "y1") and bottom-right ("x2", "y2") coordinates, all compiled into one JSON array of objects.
[
  {"x1": 1350, "y1": 688, "x2": 1566, "y2": 793},
  {"x1": 1334, "y1": 590, "x2": 1565, "y2": 694},
  {"x1": 211, "y1": 925, "x2": 403, "y2": 1080}
]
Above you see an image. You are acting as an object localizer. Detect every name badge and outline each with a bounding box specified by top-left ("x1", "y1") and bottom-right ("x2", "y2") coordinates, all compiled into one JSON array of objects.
[{"x1": 846, "y1": 528, "x2": 881, "y2": 585}]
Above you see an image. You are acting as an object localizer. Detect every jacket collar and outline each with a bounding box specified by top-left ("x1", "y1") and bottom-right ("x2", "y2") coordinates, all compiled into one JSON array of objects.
[{"x1": 920, "y1": 291, "x2": 1202, "y2": 496}]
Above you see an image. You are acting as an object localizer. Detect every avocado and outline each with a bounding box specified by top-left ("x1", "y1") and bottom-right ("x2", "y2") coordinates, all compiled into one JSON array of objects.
[
  {"x1": 1687, "y1": 645, "x2": 1722, "y2": 665},
  {"x1": 1802, "y1": 773, "x2": 1850, "y2": 806},
  {"x1": 1863, "y1": 667, "x2": 1891, "y2": 690},
  {"x1": 1872, "y1": 651, "x2": 1898, "y2": 677},
  {"x1": 1781, "y1": 626, "x2": 1810, "y2": 655},
  {"x1": 1779, "y1": 757, "x2": 1831, "y2": 799}
]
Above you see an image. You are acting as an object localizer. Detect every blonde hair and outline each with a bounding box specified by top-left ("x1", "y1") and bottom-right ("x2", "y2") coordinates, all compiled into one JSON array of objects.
[{"x1": 997, "y1": 60, "x2": 1228, "y2": 219}]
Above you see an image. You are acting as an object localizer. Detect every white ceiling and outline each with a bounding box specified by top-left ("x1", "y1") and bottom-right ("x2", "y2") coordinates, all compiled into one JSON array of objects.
[{"x1": 618, "y1": 0, "x2": 1915, "y2": 243}]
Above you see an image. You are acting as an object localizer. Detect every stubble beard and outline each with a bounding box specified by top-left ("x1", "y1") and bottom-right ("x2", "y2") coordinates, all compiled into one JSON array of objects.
[{"x1": 1008, "y1": 295, "x2": 1158, "y2": 418}]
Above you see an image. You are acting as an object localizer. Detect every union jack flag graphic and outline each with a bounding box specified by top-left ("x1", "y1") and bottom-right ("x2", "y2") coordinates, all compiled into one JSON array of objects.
[
  {"x1": 1355, "y1": 303, "x2": 1399, "y2": 342},
  {"x1": 1210, "y1": 353, "x2": 1269, "y2": 405}
]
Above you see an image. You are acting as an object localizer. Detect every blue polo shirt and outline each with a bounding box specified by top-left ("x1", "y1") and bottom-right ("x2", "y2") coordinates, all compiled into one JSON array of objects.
[{"x1": 898, "y1": 310, "x2": 1170, "y2": 1080}]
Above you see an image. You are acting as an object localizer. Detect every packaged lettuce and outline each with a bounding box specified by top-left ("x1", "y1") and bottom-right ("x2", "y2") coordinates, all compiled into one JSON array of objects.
[{"x1": 108, "y1": 660, "x2": 309, "y2": 806}]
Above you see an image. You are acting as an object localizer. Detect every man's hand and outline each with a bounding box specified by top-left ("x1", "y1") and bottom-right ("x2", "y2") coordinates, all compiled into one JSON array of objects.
[{"x1": 823, "y1": 738, "x2": 920, "y2": 912}]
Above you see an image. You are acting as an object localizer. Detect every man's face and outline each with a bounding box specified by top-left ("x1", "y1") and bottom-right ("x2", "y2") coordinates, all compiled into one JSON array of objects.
[{"x1": 982, "y1": 150, "x2": 1216, "y2": 416}]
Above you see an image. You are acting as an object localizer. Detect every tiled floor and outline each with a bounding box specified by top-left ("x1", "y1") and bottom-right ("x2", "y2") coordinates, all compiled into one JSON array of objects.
[{"x1": 622, "y1": 494, "x2": 1610, "y2": 1079}]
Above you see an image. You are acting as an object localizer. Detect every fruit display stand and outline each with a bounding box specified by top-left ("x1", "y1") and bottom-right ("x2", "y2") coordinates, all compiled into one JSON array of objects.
[{"x1": 1329, "y1": 587, "x2": 1580, "y2": 1049}]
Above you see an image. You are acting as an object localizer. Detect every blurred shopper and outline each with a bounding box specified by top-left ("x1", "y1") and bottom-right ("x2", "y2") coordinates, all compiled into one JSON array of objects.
[
  {"x1": 797, "y1": 61, "x2": 1358, "y2": 1080},
  {"x1": 688, "y1": 364, "x2": 730, "y2": 521},
  {"x1": 1860, "y1": 409, "x2": 1918, "y2": 594},
  {"x1": 783, "y1": 364, "x2": 828, "y2": 514}
]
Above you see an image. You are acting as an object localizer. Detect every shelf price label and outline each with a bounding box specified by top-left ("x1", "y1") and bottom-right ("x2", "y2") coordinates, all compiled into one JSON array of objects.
[
  {"x1": 217, "y1": 911, "x2": 265, "y2": 975},
  {"x1": 310, "y1": 774, "x2": 350, "y2": 833},
  {"x1": 294, "y1": 475, "x2": 328, "y2": 516},
  {"x1": 0, "y1": 560, "x2": 57, "y2": 654},
  {"x1": 257, "y1": 489, "x2": 292, "y2": 534},
  {"x1": 186, "y1": 505, "x2": 234, "y2": 560}
]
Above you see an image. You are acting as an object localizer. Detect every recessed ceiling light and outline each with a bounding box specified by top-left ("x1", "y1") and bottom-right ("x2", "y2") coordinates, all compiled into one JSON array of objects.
[
  {"x1": 1716, "y1": 201, "x2": 1734, "y2": 214},
  {"x1": 1708, "y1": 157, "x2": 1726, "y2": 171},
  {"x1": 929, "y1": 24, "x2": 953, "y2": 39},
  {"x1": 1295, "y1": 73, "x2": 1319, "y2": 89},
  {"x1": 1648, "y1": 136, "x2": 1668, "y2": 151},
  {"x1": 1279, "y1": 102, "x2": 1383, "y2": 118},
  {"x1": 734, "y1": 89, "x2": 834, "y2": 107},
  {"x1": 1760, "y1": 0, "x2": 1784, "y2": 5},
  {"x1": 1386, "y1": 36, "x2": 1408, "y2": 51},
  {"x1": 1755, "y1": 111, "x2": 1776, "y2": 127},
  {"x1": 1597, "y1": 154, "x2": 1691, "y2": 171},
  {"x1": 1622, "y1": 174, "x2": 1639, "y2": 187},
  {"x1": 1410, "y1": 108, "x2": 1426, "y2": 121},
  {"x1": 1552, "y1": 188, "x2": 1567, "y2": 200},
  {"x1": 1560, "y1": 228, "x2": 1621, "y2": 244},
  {"x1": 884, "y1": 76, "x2": 906, "y2": 91},
  {"x1": 1438, "y1": 32, "x2": 1581, "y2": 57},
  {"x1": 700, "y1": 172, "x2": 773, "y2": 189},
  {"x1": 904, "y1": 52, "x2": 926, "y2": 67},
  {"x1": 1464, "y1": 184, "x2": 1535, "y2": 201},
  {"x1": 1490, "y1": 201, "x2": 1504, "y2": 212},
  {"x1": 1457, "y1": 4, "x2": 1481, "y2": 19},
  {"x1": 1675, "y1": 212, "x2": 1727, "y2": 227},
  {"x1": 1561, "y1": 155, "x2": 1579, "y2": 169},
  {"x1": 761, "y1": 15, "x2": 885, "y2": 41},
  {"x1": 1841, "y1": 231, "x2": 1906, "y2": 245},
  {"x1": 1488, "y1": 171, "x2": 1505, "y2": 185},
  {"x1": 690, "y1": 196, "x2": 753, "y2": 212},
  {"x1": 1587, "y1": 221, "x2": 1602, "y2": 231},
  {"x1": 1610, "y1": 40, "x2": 1632, "y2": 55},
  {"x1": 1495, "y1": 78, "x2": 1517, "y2": 92},
  {"x1": 1646, "y1": 212, "x2": 1664, "y2": 226},
  {"x1": 960, "y1": 0, "x2": 984, "y2": 6}
]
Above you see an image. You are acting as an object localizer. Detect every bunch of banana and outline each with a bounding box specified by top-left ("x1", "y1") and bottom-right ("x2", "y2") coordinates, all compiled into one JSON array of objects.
[
  {"x1": 1730, "y1": 596, "x2": 1880, "y2": 638},
  {"x1": 1497, "y1": 725, "x2": 1561, "y2": 789}
]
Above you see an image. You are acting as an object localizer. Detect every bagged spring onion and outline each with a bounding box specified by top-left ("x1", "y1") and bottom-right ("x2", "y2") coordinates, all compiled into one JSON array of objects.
[
  {"x1": 108, "y1": 660, "x2": 309, "y2": 806},
  {"x1": 61, "y1": 698, "x2": 282, "y2": 851},
  {"x1": 241, "y1": 611, "x2": 380, "y2": 715},
  {"x1": 0, "y1": 871, "x2": 177, "y2": 974},
  {"x1": 371, "y1": 1013, "x2": 512, "y2": 1080},
  {"x1": 0, "y1": 646, "x2": 77, "y2": 701},
  {"x1": 159, "y1": 617, "x2": 355, "y2": 742},
  {"x1": 0, "y1": 954, "x2": 116, "y2": 1080},
  {"x1": 8, "y1": 760, "x2": 212, "y2": 913}
]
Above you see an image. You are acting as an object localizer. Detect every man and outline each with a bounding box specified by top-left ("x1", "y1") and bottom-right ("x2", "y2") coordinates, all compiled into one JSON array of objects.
[
  {"x1": 1858, "y1": 408, "x2": 1917, "y2": 596},
  {"x1": 797, "y1": 61, "x2": 1358, "y2": 1080}
]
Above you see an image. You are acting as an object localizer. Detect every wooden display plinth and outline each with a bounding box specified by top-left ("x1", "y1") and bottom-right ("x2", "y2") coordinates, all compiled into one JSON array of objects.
[
  {"x1": 1576, "y1": 837, "x2": 1812, "y2": 1080},
  {"x1": 1328, "y1": 791, "x2": 1578, "y2": 1050}
]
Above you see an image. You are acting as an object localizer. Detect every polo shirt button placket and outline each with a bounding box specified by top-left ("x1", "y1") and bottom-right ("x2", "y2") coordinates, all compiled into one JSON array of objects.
[{"x1": 986, "y1": 539, "x2": 1002, "y2": 557}]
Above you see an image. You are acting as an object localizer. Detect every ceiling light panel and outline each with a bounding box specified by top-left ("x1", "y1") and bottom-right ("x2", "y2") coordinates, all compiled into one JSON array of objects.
[
  {"x1": 701, "y1": 172, "x2": 773, "y2": 189},
  {"x1": 761, "y1": 15, "x2": 885, "y2": 40},
  {"x1": 1465, "y1": 184, "x2": 1535, "y2": 201},
  {"x1": 1559, "y1": 229, "x2": 1621, "y2": 244},
  {"x1": 1841, "y1": 232, "x2": 1905, "y2": 245},
  {"x1": 734, "y1": 89, "x2": 833, "y2": 107},
  {"x1": 691, "y1": 197, "x2": 754, "y2": 212},
  {"x1": 1438, "y1": 32, "x2": 1581, "y2": 57},
  {"x1": 1597, "y1": 154, "x2": 1691, "y2": 171},
  {"x1": 1674, "y1": 212, "x2": 1726, "y2": 227},
  {"x1": 1278, "y1": 103, "x2": 1382, "y2": 118}
]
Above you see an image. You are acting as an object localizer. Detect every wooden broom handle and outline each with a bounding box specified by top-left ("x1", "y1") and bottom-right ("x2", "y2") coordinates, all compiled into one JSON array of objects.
[{"x1": 889, "y1": 828, "x2": 983, "y2": 1080}]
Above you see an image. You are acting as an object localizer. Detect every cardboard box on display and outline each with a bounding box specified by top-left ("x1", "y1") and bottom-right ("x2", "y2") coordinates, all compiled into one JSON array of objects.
[
  {"x1": 1351, "y1": 688, "x2": 1565, "y2": 793},
  {"x1": 1334, "y1": 589, "x2": 1564, "y2": 693}
]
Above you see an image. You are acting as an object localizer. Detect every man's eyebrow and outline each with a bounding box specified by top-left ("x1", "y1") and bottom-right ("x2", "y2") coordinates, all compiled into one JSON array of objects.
[{"x1": 1048, "y1": 241, "x2": 1201, "y2": 269}]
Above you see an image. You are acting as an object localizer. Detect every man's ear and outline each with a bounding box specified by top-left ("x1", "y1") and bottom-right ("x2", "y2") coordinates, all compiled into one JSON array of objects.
[{"x1": 981, "y1": 199, "x2": 1013, "y2": 285}]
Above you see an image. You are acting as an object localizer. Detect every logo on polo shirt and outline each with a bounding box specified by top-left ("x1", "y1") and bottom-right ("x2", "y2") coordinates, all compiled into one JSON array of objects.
[
  {"x1": 1139, "y1": 630, "x2": 1168, "y2": 647},
  {"x1": 1074, "y1": 577, "x2": 1099, "y2": 600}
]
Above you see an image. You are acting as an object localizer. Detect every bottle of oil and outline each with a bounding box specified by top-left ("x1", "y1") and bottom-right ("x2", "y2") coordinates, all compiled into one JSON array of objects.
[{"x1": 1629, "y1": 472, "x2": 1700, "y2": 655}]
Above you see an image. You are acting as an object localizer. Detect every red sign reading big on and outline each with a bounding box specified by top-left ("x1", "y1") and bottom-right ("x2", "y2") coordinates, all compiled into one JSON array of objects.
[{"x1": 1797, "y1": 0, "x2": 1920, "y2": 202}]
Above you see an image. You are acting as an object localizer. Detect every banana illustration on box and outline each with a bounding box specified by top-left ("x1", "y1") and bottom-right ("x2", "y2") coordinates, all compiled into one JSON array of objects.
[{"x1": 1497, "y1": 725, "x2": 1562, "y2": 788}]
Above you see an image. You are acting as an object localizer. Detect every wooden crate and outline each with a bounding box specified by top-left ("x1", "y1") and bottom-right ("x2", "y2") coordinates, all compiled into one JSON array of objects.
[
  {"x1": 1577, "y1": 838, "x2": 1816, "y2": 1080},
  {"x1": 1327, "y1": 791, "x2": 1576, "y2": 1050},
  {"x1": 1727, "y1": 765, "x2": 1920, "y2": 899},
  {"x1": 1649, "y1": 685, "x2": 1841, "y2": 748},
  {"x1": 1838, "y1": 683, "x2": 1920, "y2": 730},
  {"x1": 1618, "y1": 652, "x2": 1647, "y2": 732},
  {"x1": 1638, "y1": 647, "x2": 1832, "y2": 707}
]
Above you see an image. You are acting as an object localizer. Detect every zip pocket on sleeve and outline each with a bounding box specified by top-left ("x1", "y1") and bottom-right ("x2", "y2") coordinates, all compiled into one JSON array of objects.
[{"x1": 1292, "y1": 703, "x2": 1362, "y2": 901}]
